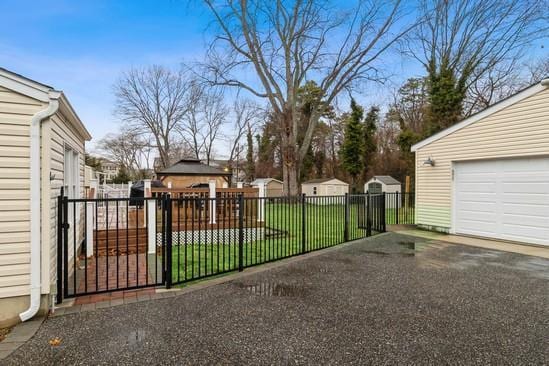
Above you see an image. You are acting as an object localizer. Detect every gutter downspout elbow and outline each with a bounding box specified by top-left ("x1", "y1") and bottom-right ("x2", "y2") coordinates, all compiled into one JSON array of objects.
[{"x1": 20, "y1": 92, "x2": 60, "y2": 322}]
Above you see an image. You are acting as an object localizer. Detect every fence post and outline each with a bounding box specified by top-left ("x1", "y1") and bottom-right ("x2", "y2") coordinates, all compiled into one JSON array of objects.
[
  {"x1": 301, "y1": 193, "x2": 306, "y2": 253},
  {"x1": 56, "y1": 188, "x2": 64, "y2": 304},
  {"x1": 238, "y1": 194, "x2": 244, "y2": 272},
  {"x1": 146, "y1": 181, "x2": 156, "y2": 254},
  {"x1": 62, "y1": 195, "x2": 69, "y2": 299},
  {"x1": 382, "y1": 192, "x2": 387, "y2": 232},
  {"x1": 395, "y1": 191, "x2": 399, "y2": 225},
  {"x1": 87, "y1": 179, "x2": 98, "y2": 258},
  {"x1": 257, "y1": 181, "x2": 266, "y2": 222},
  {"x1": 366, "y1": 191, "x2": 371, "y2": 236},
  {"x1": 344, "y1": 193, "x2": 349, "y2": 242},
  {"x1": 165, "y1": 194, "x2": 173, "y2": 289},
  {"x1": 209, "y1": 179, "x2": 216, "y2": 224}
]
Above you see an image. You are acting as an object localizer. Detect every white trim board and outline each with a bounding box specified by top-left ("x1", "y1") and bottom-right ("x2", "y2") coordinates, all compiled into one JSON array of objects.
[{"x1": 411, "y1": 79, "x2": 549, "y2": 152}]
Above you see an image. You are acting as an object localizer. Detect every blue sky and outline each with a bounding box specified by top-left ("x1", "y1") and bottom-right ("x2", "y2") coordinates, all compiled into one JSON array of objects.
[
  {"x1": 0, "y1": 0, "x2": 211, "y2": 148},
  {"x1": 0, "y1": 0, "x2": 546, "y2": 157}
]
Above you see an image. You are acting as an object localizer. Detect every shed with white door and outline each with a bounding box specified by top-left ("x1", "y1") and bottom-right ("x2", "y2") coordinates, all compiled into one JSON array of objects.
[
  {"x1": 365, "y1": 176, "x2": 401, "y2": 194},
  {"x1": 301, "y1": 178, "x2": 349, "y2": 196},
  {"x1": 411, "y1": 78, "x2": 549, "y2": 246}
]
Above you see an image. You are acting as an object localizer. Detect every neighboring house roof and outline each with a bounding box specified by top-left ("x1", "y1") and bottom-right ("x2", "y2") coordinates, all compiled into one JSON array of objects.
[
  {"x1": 302, "y1": 178, "x2": 348, "y2": 185},
  {"x1": 0, "y1": 67, "x2": 92, "y2": 141},
  {"x1": 251, "y1": 178, "x2": 283, "y2": 185},
  {"x1": 411, "y1": 78, "x2": 549, "y2": 152},
  {"x1": 368, "y1": 175, "x2": 400, "y2": 186},
  {"x1": 156, "y1": 159, "x2": 232, "y2": 176}
]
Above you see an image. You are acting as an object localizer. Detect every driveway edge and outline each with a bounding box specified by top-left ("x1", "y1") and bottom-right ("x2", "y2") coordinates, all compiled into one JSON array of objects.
[
  {"x1": 50, "y1": 233, "x2": 391, "y2": 317},
  {"x1": 0, "y1": 316, "x2": 45, "y2": 361}
]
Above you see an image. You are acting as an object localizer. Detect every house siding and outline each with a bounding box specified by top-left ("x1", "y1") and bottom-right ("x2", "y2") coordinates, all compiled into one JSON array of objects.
[
  {"x1": 45, "y1": 111, "x2": 86, "y2": 293},
  {"x1": 415, "y1": 87, "x2": 549, "y2": 232},
  {"x1": 0, "y1": 86, "x2": 45, "y2": 298}
]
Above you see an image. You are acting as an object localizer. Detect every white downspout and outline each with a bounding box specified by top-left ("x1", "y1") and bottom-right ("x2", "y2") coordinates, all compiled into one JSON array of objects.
[{"x1": 20, "y1": 91, "x2": 60, "y2": 322}]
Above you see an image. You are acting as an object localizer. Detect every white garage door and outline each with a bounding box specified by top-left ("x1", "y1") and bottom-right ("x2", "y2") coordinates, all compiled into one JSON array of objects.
[{"x1": 454, "y1": 157, "x2": 549, "y2": 246}]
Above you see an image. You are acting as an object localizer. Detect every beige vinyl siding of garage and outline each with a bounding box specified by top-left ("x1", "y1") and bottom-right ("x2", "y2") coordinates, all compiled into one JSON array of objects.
[
  {"x1": 0, "y1": 85, "x2": 46, "y2": 298},
  {"x1": 45, "y1": 111, "x2": 85, "y2": 292},
  {"x1": 415, "y1": 87, "x2": 549, "y2": 231}
]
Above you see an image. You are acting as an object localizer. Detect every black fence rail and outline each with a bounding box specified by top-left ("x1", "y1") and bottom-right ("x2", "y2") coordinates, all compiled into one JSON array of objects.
[
  {"x1": 57, "y1": 192, "x2": 407, "y2": 301},
  {"x1": 384, "y1": 192, "x2": 415, "y2": 225}
]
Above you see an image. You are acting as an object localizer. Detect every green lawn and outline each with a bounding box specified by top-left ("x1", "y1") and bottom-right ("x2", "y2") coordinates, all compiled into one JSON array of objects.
[{"x1": 170, "y1": 201, "x2": 414, "y2": 284}]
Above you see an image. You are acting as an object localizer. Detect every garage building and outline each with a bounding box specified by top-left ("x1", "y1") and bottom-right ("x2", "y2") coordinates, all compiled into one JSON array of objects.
[{"x1": 412, "y1": 78, "x2": 549, "y2": 246}]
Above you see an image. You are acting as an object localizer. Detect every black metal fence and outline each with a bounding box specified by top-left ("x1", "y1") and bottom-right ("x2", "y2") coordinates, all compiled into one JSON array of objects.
[
  {"x1": 57, "y1": 192, "x2": 406, "y2": 301},
  {"x1": 384, "y1": 192, "x2": 415, "y2": 225}
]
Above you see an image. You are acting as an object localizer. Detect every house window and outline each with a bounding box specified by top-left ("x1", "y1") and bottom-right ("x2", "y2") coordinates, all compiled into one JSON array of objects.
[
  {"x1": 64, "y1": 146, "x2": 80, "y2": 199},
  {"x1": 313, "y1": 186, "x2": 317, "y2": 195},
  {"x1": 64, "y1": 146, "x2": 80, "y2": 225}
]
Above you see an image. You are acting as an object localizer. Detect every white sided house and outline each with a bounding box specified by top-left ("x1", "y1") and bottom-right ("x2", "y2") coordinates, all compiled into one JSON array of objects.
[
  {"x1": 0, "y1": 68, "x2": 91, "y2": 326},
  {"x1": 412, "y1": 78, "x2": 549, "y2": 247},
  {"x1": 301, "y1": 178, "x2": 349, "y2": 196}
]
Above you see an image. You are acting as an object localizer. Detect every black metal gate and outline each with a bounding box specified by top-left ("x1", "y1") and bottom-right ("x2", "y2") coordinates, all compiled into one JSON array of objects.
[
  {"x1": 57, "y1": 192, "x2": 388, "y2": 302},
  {"x1": 57, "y1": 193, "x2": 167, "y2": 302}
]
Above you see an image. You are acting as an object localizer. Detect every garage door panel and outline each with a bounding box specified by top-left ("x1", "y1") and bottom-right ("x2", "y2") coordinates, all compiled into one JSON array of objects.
[
  {"x1": 458, "y1": 201, "x2": 497, "y2": 213},
  {"x1": 503, "y1": 182, "x2": 549, "y2": 194},
  {"x1": 501, "y1": 213, "x2": 548, "y2": 227},
  {"x1": 502, "y1": 193, "x2": 549, "y2": 205},
  {"x1": 458, "y1": 192, "x2": 497, "y2": 203},
  {"x1": 500, "y1": 224, "x2": 549, "y2": 244},
  {"x1": 503, "y1": 203, "x2": 549, "y2": 217},
  {"x1": 458, "y1": 182, "x2": 497, "y2": 193},
  {"x1": 454, "y1": 157, "x2": 549, "y2": 246}
]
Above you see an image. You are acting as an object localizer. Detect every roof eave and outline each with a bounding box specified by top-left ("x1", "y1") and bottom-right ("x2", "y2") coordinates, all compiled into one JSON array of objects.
[
  {"x1": 58, "y1": 93, "x2": 92, "y2": 141},
  {"x1": 411, "y1": 79, "x2": 549, "y2": 152}
]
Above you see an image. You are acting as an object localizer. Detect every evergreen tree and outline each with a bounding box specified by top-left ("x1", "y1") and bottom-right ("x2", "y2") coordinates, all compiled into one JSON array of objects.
[
  {"x1": 245, "y1": 127, "x2": 255, "y2": 181},
  {"x1": 112, "y1": 166, "x2": 131, "y2": 184},
  {"x1": 340, "y1": 99, "x2": 364, "y2": 191},
  {"x1": 425, "y1": 65, "x2": 464, "y2": 136},
  {"x1": 362, "y1": 106, "x2": 378, "y2": 181}
]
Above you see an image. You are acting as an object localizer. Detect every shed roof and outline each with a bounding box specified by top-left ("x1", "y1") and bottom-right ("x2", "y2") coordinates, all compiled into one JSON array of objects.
[
  {"x1": 156, "y1": 159, "x2": 232, "y2": 176},
  {"x1": 251, "y1": 178, "x2": 283, "y2": 185},
  {"x1": 302, "y1": 178, "x2": 348, "y2": 185},
  {"x1": 368, "y1": 175, "x2": 400, "y2": 185}
]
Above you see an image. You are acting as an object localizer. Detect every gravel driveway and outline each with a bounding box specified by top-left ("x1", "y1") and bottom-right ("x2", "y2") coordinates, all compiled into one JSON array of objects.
[{"x1": 4, "y1": 233, "x2": 549, "y2": 365}]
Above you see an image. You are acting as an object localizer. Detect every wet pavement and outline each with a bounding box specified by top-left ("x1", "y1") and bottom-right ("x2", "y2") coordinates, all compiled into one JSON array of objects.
[{"x1": 4, "y1": 233, "x2": 549, "y2": 365}]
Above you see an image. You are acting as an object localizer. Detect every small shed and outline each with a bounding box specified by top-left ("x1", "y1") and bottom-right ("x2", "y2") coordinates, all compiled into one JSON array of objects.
[
  {"x1": 365, "y1": 176, "x2": 401, "y2": 194},
  {"x1": 156, "y1": 158, "x2": 232, "y2": 188},
  {"x1": 302, "y1": 178, "x2": 349, "y2": 196},
  {"x1": 251, "y1": 178, "x2": 283, "y2": 197}
]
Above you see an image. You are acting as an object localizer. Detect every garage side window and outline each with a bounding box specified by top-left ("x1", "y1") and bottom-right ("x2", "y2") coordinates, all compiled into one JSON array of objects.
[
  {"x1": 313, "y1": 186, "x2": 317, "y2": 195},
  {"x1": 64, "y1": 146, "x2": 79, "y2": 200}
]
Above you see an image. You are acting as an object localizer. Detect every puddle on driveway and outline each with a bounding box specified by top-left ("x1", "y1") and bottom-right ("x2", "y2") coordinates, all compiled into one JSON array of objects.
[
  {"x1": 235, "y1": 282, "x2": 306, "y2": 297},
  {"x1": 114, "y1": 329, "x2": 147, "y2": 348},
  {"x1": 398, "y1": 241, "x2": 416, "y2": 250}
]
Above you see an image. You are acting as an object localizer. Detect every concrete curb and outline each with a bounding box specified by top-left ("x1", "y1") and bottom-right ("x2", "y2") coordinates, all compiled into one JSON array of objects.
[
  {"x1": 0, "y1": 316, "x2": 45, "y2": 361},
  {"x1": 50, "y1": 233, "x2": 391, "y2": 317}
]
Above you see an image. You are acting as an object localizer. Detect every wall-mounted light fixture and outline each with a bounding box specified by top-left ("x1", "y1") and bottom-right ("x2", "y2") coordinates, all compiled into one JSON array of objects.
[{"x1": 423, "y1": 157, "x2": 435, "y2": 166}]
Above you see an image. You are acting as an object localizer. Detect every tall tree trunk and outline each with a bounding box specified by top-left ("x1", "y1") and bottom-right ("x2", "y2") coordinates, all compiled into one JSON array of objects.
[{"x1": 280, "y1": 109, "x2": 300, "y2": 197}]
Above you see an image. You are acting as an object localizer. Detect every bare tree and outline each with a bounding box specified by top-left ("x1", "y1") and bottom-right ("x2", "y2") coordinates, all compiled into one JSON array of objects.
[
  {"x1": 410, "y1": 0, "x2": 546, "y2": 132},
  {"x1": 180, "y1": 85, "x2": 227, "y2": 164},
  {"x1": 226, "y1": 99, "x2": 261, "y2": 165},
  {"x1": 201, "y1": 89, "x2": 228, "y2": 164},
  {"x1": 97, "y1": 130, "x2": 150, "y2": 178},
  {"x1": 114, "y1": 65, "x2": 197, "y2": 169},
  {"x1": 202, "y1": 0, "x2": 414, "y2": 195},
  {"x1": 465, "y1": 56, "x2": 549, "y2": 115}
]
